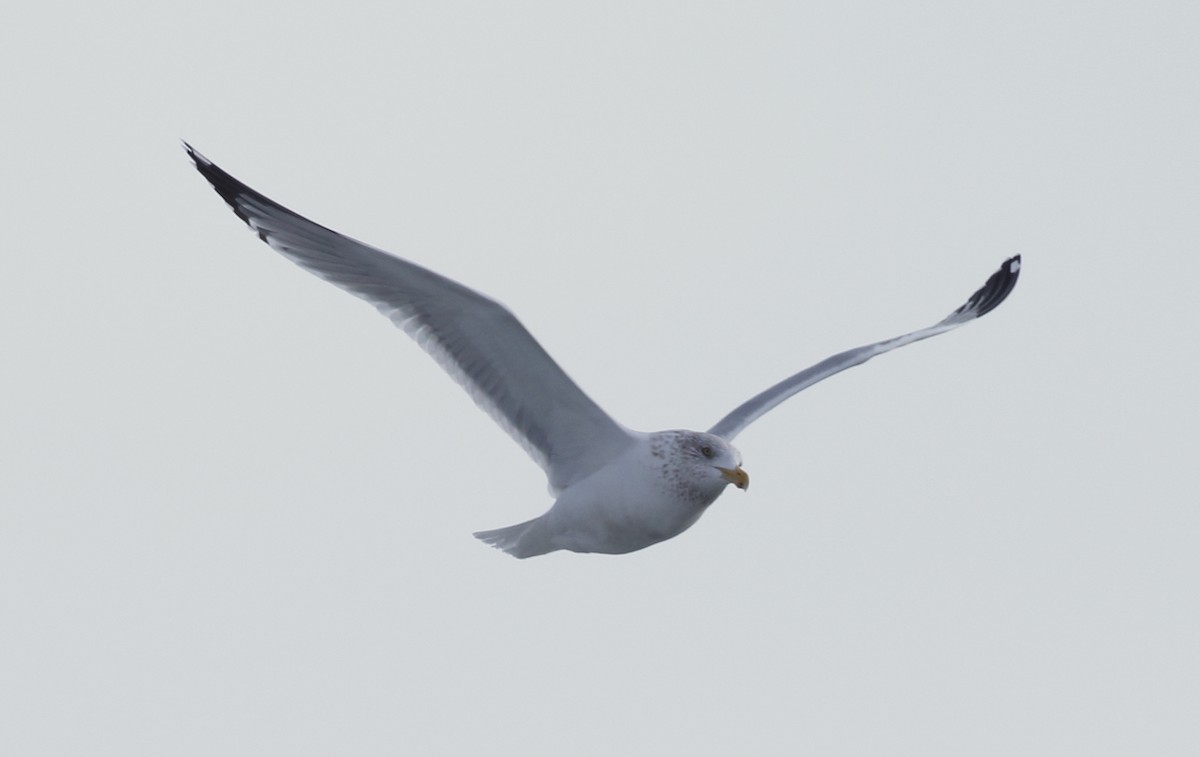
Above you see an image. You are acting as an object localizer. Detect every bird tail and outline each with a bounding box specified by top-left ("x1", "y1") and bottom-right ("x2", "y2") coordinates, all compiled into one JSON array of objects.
[{"x1": 474, "y1": 516, "x2": 554, "y2": 559}]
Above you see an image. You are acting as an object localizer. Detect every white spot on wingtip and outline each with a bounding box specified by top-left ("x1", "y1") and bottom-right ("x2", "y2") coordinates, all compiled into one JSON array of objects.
[
  {"x1": 1010, "y1": 259, "x2": 1021, "y2": 272},
  {"x1": 186, "y1": 144, "x2": 212, "y2": 166}
]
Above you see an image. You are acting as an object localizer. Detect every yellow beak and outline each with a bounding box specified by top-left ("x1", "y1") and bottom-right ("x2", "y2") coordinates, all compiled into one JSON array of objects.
[{"x1": 718, "y1": 466, "x2": 750, "y2": 491}]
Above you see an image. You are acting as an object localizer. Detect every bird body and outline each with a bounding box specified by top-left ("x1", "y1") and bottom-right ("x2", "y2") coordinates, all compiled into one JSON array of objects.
[{"x1": 477, "y1": 430, "x2": 746, "y2": 557}]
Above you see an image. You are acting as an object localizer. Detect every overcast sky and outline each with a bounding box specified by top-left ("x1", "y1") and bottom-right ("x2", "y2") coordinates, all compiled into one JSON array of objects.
[{"x1": 2, "y1": 1, "x2": 1198, "y2": 754}]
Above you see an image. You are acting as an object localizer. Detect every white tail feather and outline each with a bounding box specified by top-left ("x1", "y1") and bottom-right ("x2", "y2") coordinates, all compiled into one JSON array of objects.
[{"x1": 473, "y1": 516, "x2": 555, "y2": 559}]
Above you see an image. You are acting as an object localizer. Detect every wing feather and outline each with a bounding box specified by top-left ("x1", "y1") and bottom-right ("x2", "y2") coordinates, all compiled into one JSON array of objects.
[
  {"x1": 708, "y1": 256, "x2": 1021, "y2": 440},
  {"x1": 186, "y1": 143, "x2": 634, "y2": 492}
]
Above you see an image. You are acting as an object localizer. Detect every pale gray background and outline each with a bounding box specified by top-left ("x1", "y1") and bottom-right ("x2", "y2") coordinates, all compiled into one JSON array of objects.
[{"x1": 2, "y1": 1, "x2": 1197, "y2": 754}]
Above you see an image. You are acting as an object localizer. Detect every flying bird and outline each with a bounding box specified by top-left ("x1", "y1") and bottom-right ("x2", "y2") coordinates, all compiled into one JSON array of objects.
[{"x1": 185, "y1": 143, "x2": 1020, "y2": 558}]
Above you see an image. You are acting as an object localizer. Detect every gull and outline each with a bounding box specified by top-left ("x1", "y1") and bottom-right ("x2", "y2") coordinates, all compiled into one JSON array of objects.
[{"x1": 185, "y1": 144, "x2": 1020, "y2": 558}]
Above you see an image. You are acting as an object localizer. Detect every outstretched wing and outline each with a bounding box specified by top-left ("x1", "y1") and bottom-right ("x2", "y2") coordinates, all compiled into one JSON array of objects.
[
  {"x1": 186, "y1": 143, "x2": 634, "y2": 493},
  {"x1": 708, "y1": 256, "x2": 1021, "y2": 441}
]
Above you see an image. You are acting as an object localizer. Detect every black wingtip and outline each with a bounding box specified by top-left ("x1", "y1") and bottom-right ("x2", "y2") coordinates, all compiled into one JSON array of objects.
[
  {"x1": 182, "y1": 142, "x2": 254, "y2": 214},
  {"x1": 182, "y1": 140, "x2": 209, "y2": 167},
  {"x1": 183, "y1": 143, "x2": 326, "y2": 243},
  {"x1": 950, "y1": 255, "x2": 1021, "y2": 322}
]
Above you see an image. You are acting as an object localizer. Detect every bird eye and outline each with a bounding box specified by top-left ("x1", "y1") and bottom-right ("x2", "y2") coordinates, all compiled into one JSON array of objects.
[{"x1": 700, "y1": 445, "x2": 714, "y2": 458}]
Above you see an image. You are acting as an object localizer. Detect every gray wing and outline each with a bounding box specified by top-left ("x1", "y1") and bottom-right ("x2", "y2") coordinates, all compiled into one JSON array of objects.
[
  {"x1": 708, "y1": 256, "x2": 1021, "y2": 441},
  {"x1": 186, "y1": 143, "x2": 635, "y2": 493}
]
